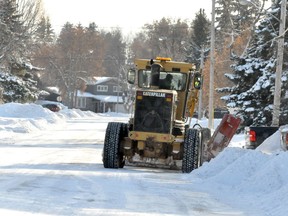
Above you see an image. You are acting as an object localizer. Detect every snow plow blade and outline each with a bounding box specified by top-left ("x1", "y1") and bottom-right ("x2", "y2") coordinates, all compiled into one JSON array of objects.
[
  {"x1": 204, "y1": 114, "x2": 241, "y2": 162},
  {"x1": 126, "y1": 155, "x2": 182, "y2": 170}
]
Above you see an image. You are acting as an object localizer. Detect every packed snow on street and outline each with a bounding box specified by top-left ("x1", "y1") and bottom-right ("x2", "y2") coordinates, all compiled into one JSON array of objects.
[{"x1": 0, "y1": 102, "x2": 287, "y2": 216}]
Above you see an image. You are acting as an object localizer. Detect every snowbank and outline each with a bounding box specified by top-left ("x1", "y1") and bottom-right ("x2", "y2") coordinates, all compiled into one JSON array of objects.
[
  {"x1": 256, "y1": 130, "x2": 285, "y2": 154},
  {"x1": 0, "y1": 102, "x2": 98, "y2": 138},
  {"x1": 0, "y1": 103, "x2": 129, "y2": 138},
  {"x1": 189, "y1": 129, "x2": 288, "y2": 215},
  {"x1": 0, "y1": 102, "x2": 60, "y2": 120}
]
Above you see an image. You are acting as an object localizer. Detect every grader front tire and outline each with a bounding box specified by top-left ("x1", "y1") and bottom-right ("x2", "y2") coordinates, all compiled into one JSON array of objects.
[
  {"x1": 182, "y1": 128, "x2": 200, "y2": 173},
  {"x1": 103, "y1": 122, "x2": 126, "y2": 169}
]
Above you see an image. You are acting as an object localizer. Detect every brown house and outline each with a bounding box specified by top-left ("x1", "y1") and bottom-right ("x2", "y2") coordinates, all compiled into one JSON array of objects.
[{"x1": 75, "y1": 77, "x2": 127, "y2": 113}]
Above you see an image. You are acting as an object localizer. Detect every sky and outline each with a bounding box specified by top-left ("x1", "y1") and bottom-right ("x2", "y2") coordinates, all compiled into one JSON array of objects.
[
  {"x1": 42, "y1": 0, "x2": 212, "y2": 36},
  {"x1": 0, "y1": 101, "x2": 287, "y2": 215}
]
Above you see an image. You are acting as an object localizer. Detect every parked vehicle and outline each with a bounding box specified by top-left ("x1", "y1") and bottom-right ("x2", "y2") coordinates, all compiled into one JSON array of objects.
[
  {"x1": 204, "y1": 108, "x2": 230, "y2": 119},
  {"x1": 244, "y1": 126, "x2": 279, "y2": 149},
  {"x1": 35, "y1": 100, "x2": 66, "y2": 112},
  {"x1": 42, "y1": 103, "x2": 61, "y2": 112},
  {"x1": 214, "y1": 108, "x2": 230, "y2": 118}
]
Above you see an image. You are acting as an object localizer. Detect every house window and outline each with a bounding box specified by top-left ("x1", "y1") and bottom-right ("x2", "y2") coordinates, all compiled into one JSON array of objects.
[
  {"x1": 113, "y1": 85, "x2": 122, "y2": 92},
  {"x1": 77, "y1": 97, "x2": 86, "y2": 108},
  {"x1": 97, "y1": 85, "x2": 108, "y2": 92}
]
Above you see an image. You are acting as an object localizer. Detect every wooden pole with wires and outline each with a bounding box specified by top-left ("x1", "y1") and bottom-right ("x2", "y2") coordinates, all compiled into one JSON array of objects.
[
  {"x1": 272, "y1": 0, "x2": 287, "y2": 126},
  {"x1": 208, "y1": 0, "x2": 216, "y2": 129}
]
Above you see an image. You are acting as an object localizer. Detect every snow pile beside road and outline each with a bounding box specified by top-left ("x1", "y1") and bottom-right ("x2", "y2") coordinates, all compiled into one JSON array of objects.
[
  {"x1": 59, "y1": 107, "x2": 98, "y2": 118},
  {"x1": 0, "y1": 102, "x2": 60, "y2": 121},
  {"x1": 0, "y1": 103, "x2": 97, "y2": 137},
  {"x1": 0, "y1": 103, "x2": 62, "y2": 136},
  {"x1": 190, "y1": 133, "x2": 288, "y2": 215},
  {"x1": 256, "y1": 130, "x2": 285, "y2": 154}
]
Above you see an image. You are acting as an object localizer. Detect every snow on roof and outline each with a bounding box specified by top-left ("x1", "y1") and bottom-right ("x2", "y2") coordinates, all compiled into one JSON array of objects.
[
  {"x1": 94, "y1": 95, "x2": 123, "y2": 103},
  {"x1": 76, "y1": 90, "x2": 123, "y2": 103},
  {"x1": 46, "y1": 87, "x2": 60, "y2": 94},
  {"x1": 76, "y1": 91, "x2": 94, "y2": 98},
  {"x1": 85, "y1": 77, "x2": 117, "y2": 85}
]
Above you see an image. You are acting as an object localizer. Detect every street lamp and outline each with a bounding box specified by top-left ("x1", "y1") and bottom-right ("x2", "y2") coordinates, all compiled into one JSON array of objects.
[
  {"x1": 239, "y1": 0, "x2": 287, "y2": 126},
  {"x1": 208, "y1": 0, "x2": 216, "y2": 129}
]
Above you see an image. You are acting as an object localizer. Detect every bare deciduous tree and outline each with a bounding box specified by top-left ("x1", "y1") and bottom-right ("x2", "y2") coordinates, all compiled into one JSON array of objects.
[{"x1": 16, "y1": 0, "x2": 44, "y2": 36}]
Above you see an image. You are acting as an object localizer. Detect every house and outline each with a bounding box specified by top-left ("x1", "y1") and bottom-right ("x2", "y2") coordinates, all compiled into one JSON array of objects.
[{"x1": 75, "y1": 77, "x2": 127, "y2": 113}]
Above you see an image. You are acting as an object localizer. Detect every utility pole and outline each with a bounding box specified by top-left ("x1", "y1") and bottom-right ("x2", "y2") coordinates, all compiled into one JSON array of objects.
[
  {"x1": 116, "y1": 67, "x2": 121, "y2": 113},
  {"x1": 198, "y1": 47, "x2": 204, "y2": 120},
  {"x1": 272, "y1": 0, "x2": 287, "y2": 126},
  {"x1": 208, "y1": 0, "x2": 216, "y2": 129}
]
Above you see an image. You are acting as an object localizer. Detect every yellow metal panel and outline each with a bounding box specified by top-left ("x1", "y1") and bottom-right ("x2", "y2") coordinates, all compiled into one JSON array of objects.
[
  {"x1": 137, "y1": 141, "x2": 145, "y2": 150},
  {"x1": 134, "y1": 59, "x2": 195, "y2": 72},
  {"x1": 123, "y1": 137, "x2": 132, "y2": 149},
  {"x1": 172, "y1": 142, "x2": 181, "y2": 153},
  {"x1": 129, "y1": 131, "x2": 175, "y2": 143},
  {"x1": 186, "y1": 90, "x2": 199, "y2": 117}
]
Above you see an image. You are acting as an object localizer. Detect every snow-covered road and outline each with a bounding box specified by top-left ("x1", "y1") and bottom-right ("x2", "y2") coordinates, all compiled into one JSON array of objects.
[{"x1": 0, "y1": 116, "x2": 245, "y2": 216}]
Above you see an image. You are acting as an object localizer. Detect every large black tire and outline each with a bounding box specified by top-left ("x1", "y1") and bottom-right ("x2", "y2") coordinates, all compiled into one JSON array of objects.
[
  {"x1": 182, "y1": 128, "x2": 200, "y2": 173},
  {"x1": 103, "y1": 122, "x2": 127, "y2": 169}
]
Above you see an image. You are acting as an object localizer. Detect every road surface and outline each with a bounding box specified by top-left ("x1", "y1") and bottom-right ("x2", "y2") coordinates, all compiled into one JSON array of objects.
[{"x1": 0, "y1": 116, "x2": 245, "y2": 215}]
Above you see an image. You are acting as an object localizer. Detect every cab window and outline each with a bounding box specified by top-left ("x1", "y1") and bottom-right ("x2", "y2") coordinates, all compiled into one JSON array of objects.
[{"x1": 138, "y1": 70, "x2": 187, "y2": 91}]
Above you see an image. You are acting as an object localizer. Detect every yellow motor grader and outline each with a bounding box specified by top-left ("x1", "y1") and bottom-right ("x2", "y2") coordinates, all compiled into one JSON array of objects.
[{"x1": 102, "y1": 57, "x2": 234, "y2": 173}]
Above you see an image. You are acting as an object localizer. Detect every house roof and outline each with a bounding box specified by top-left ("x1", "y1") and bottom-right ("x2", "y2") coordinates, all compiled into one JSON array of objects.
[{"x1": 76, "y1": 90, "x2": 123, "y2": 103}]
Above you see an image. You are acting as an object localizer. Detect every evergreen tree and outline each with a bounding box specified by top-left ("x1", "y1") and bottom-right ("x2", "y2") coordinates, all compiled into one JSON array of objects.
[
  {"x1": 219, "y1": 0, "x2": 288, "y2": 128},
  {"x1": 84, "y1": 22, "x2": 105, "y2": 76},
  {"x1": 102, "y1": 29, "x2": 126, "y2": 77},
  {"x1": 0, "y1": 0, "x2": 24, "y2": 67},
  {"x1": 130, "y1": 18, "x2": 189, "y2": 61},
  {"x1": 0, "y1": 71, "x2": 40, "y2": 103},
  {"x1": 0, "y1": 0, "x2": 41, "y2": 103},
  {"x1": 35, "y1": 16, "x2": 55, "y2": 43},
  {"x1": 185, "y1": 9, "x2": 210, "y2": 67},
  {"x1": 215, "y1": 0, "x2": 261, "y2": 47}
]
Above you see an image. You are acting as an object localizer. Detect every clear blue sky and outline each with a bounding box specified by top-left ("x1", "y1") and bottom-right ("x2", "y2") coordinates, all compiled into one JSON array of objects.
[{"x1": 42, "y1": 0, "x2": 212, "y2": 36}]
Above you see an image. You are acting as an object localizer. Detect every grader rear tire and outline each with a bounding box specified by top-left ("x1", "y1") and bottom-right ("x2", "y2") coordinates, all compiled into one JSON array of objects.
[
  {"x1": 103, "y1": 122, "x2": 127, "y2": 168},
  {"x1": 182, "y1": 128, "x2": 200, "y2": 173}
]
